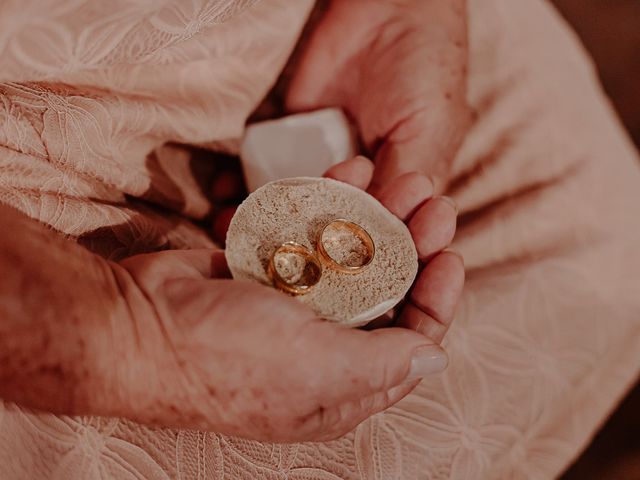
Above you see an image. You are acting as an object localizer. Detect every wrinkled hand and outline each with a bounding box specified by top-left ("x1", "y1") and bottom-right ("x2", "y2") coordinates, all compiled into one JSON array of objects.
[
  {"x1": 92, "y1": 158, "x2": 463, "y2": 443},
  {"x1": 288, "y1": 0, "x2": 472, "y2": 192}
]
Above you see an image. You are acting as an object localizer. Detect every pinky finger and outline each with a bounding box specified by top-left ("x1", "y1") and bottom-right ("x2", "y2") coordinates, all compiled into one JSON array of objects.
[{"x1": 398, "y1": 251, "x2": 465, "y2": 344}]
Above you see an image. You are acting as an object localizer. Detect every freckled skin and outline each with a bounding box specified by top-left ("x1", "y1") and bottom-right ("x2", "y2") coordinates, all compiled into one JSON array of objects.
[
  {"x1": 0, "y1": 205, "x2": 128, "y2": 414},
  {"x1": 0, "y1": 155, "x2": 464, "y2": 442},
  {"x1": 0, "y1": 0, "x2": 468, "y2": 443},
  {"x1": 288, "y1": 0, "x2": 471, "y2": 193}
]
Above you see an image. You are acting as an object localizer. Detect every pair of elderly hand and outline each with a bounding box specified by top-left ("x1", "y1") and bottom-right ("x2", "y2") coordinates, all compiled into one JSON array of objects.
[{"x1": 102, "y1": 0, "x2": 470, "y2": 442}]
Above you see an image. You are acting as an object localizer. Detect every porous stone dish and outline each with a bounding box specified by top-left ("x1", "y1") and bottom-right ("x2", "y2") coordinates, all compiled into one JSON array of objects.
[{"x1": 225, "y1": 177, "x2": 418, "y2": 326}]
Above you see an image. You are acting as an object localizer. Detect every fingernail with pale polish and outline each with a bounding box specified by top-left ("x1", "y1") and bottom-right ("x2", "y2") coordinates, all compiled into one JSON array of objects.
[
  {"x1": 407, "y1": 345, "x2": 449, "y2": 380},
  {"x1": 436, "y1": 195, "x2": 459, "y2": 214}
]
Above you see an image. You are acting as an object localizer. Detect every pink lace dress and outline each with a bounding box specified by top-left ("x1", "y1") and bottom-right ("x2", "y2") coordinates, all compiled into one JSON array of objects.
[{"x1": 0, "y1": 0, "x2": 639, "y2": 478}]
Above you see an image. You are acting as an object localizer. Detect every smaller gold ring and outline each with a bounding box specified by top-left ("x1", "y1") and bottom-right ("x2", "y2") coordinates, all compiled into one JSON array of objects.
[
  {"x1": 317, "y1": 219, "x2": 375, "y2": 274},
  {"x1": 268, "y1": 242, "x2": 322, "y2": 295}
]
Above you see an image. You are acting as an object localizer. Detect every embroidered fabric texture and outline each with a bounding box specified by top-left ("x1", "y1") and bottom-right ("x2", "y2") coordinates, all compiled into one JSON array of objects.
[{"x1": 1, "y1": 0, "x2": 640, "y2": 479}]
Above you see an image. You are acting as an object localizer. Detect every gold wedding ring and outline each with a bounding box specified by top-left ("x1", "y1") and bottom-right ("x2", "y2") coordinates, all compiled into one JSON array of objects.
[
  {"x1": 268, "y1": 242, "x2": 322, "y2": 295},
  {"x1": 317, "y1": 219, "x2": 375, "y2": 274}
]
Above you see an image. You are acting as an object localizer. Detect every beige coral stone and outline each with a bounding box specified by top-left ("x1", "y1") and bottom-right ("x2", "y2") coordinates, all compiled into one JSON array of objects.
[{"x1": 225, "y1": 177, "x2": 418, "y2": 326}]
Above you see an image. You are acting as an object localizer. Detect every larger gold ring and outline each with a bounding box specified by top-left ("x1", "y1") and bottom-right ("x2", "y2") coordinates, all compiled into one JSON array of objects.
[
  {"x1": 268, "y1": 242, "x2": 322, "y2": 295},
  {"x1": 317, "y1": 219, "x2": 375, "y2": 274}
]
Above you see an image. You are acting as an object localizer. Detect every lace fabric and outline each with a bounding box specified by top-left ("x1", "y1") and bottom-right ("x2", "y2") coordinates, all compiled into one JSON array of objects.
[{"x1": 1, "y1": 0, "x2": 640, "y2": 478}]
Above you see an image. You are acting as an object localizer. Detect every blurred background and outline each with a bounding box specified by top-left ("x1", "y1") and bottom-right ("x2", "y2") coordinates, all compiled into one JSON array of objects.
[
  {"x1": 551, "y1": 1, "x2": 640, "y2": 478},
  {"x1": 552, "y1": 0, "x2": 640, "y2": 147}
]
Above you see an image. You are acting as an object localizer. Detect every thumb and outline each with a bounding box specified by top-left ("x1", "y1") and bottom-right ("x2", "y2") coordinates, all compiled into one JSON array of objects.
[
  {"x1": 283, "y1": 320, "x2": 449, "y2": 440},
  {"x1": 292, "y1": 320, "x2": 449, "y2": 405}
]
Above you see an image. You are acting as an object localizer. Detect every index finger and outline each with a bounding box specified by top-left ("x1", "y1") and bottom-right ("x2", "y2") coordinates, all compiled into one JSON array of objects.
[{"x1": 323, "y1": 156, "x2": 374, "y2": 190}]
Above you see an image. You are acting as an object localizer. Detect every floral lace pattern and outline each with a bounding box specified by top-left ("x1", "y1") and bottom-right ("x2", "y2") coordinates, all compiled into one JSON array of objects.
[
  {"x1": 1, "y1": 0, "x2": 640, "y2": 478},
  {"x1": 0, "y1": 0, "x2": 314, "y2": 258}
]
